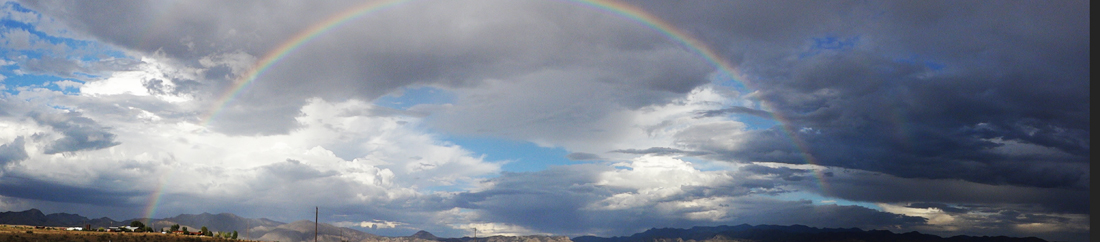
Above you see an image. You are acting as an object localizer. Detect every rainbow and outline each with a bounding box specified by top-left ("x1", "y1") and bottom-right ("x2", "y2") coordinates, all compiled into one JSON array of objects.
[
  {"x1": 200, "y1": 0, "x2": 411, "y2": 126},
  {"x1": 142, "y1": 173, "x2": 170, "y2": 226},
  {"x1": 565, "y1": 1, "x2": 830, "y2": 193},
  {"x1": 197, "y1": 0, "x2": 828, "y2": 193}
]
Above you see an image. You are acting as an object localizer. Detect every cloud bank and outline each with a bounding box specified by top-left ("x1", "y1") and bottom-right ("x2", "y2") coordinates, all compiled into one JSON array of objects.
[{"x1": 0, "y1": 1, "x2": 1088, "y2": 242}]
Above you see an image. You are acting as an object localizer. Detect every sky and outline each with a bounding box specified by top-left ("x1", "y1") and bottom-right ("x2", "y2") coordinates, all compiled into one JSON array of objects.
[{"x1": 0, "y1": 0, "x2": 1089, "y2": 241}]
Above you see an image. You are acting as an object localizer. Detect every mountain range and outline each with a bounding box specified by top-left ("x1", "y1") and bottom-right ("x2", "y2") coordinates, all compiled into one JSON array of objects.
[
  {"x1": 574, "y1": 224, "x2": 1049, "y2": 242},
  {"x1": 1, "y1": 209, "x2": 1048, "y2": 242}
]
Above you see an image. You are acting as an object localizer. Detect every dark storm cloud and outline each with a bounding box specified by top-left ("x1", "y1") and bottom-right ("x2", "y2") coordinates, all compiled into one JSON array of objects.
[
  {"x1": 709, "y1": 50, "x2": 1090, "y2": 190},
  {"x1": 29, "y1": 111, "x2": 120, "y2": 154},
  {"x1": 0, "y1": 136, "x2": 29, "y2": 165},
  {"x1": 695, "y1": 106, "x2": 772, "y2": 119},
  {"x1": 0, "y1": 175, "x2": 143, "y2": 206},
  {"x1": 452, "y1": 165, "x2": 616, "y2": 232},
  {"x1": 821, "y1": 168, "x2": 1089, "y2": 214},
  {"x1": 928, "y1": 204, "x2": 1090, "y2": 242},
  {"x1": 739, "y1": 164, "x2": 808, "y2": 182},
  {"x1": 454, "y1": 165, "x2": 926, "y2": 236},
  {"x1": 735, "y1": 200, "x2": 927, "y2": 230},
  {"x1": 654, "y1": 0, "x2": 1090, "y2": 191}
]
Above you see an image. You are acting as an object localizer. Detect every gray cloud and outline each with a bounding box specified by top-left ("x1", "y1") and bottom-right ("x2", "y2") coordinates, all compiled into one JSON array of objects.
[
  {"x1": 29, "y1": 112, "x2": 120, "y2": 154},
  {"x1": 0, "y1": 27, "x2": 34, "y2": 49},
  {"x1": 453, "y1": 165, "x2": 614, "y2": 226},
  {"x1": 733, "y1": 200, "x2": 927, "y2": 230},
  {"x1": 22, "y1": 0, "x2": 715, "y2": 137},
  {"x1": 820, "y1": 167, "x2": 1089, "y2": 214},
  {"x1": 21, "y1": 55, "x2": 82, "y2": 77},
  {"x1": 206, "y1": 101, "x2": 306, "y2": 135},
  {"x1": 421, "y1": 66, "x2": 704, "y2": 146},
  {"x1": 905, "y1": 202, "x2": 968, "y2": 214},
  {"x1": 611, "y1": 147, "x2": 709, "y2": 156},
  {"x1": 739, "y1": 164, "x2": 809, "y2": 182},
  {"x1": 7, "y1": 1, "x2": 1090, "y2": 241},
  {"x1": 638, "y1": 0, "x2": 1092, "y2": 191},
  {"x1": 565, "y1": 152, "x2": 601, "y2": 161},
  {"x1": 695, "y1": 106, "x2": 772, "y2": 119},
  {"x1": 0, "y1": 175, "x2": 143, "y2": 206},
  {"x1": 453, "y1": 164, "x2": 926, "y2": 236},
  {"x1": 0, "y1": 136, "x2": 29, "y2": 165}
]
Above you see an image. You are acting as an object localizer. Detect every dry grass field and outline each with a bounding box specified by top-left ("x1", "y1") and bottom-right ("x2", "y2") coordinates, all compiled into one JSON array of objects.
[{"x1": 0, "y1": 224, "x2": 257, "y2": 242}]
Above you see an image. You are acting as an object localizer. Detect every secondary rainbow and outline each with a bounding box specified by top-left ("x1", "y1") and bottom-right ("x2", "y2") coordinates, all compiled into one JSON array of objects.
[{"x1": 198, "y1": 0, "x2": 829, "y2": 192}]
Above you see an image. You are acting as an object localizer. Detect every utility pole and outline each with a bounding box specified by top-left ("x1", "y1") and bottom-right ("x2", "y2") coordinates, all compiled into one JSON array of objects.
[
  {"x1": 315, "y1": 207, "x2": 319, "y2": 242},
  {"x1": 473, "y1": 227, "x2": 477, "y2": 242}
]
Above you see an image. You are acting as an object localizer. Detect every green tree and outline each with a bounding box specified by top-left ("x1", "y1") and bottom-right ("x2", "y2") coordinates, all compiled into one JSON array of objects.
[
  {"x1": 171, "y1": 224, "x2": 181, "y2": 232},
  {"x1": 201, "y1": 226, "x2": 209, "y2": 236},
  {"x1": 129, "y1": 221, "x2": 146, "y2": 230},
  {"x1": 182, "y1": 227, "x2": 188, "y2": 233},
  {"x1": 232, "y1": 230, "x2": 238, "y2": 239}
]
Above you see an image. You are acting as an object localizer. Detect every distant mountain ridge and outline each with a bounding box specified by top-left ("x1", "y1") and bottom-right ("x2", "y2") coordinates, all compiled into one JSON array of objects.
[
  {"x1": 2, "y1": 209, "x2": 1049, "y2": 242},
  {"x1": 152, "y1": 211, "x2": 284, "y2": 239},
  {"x1": 0, "y1": 209, "x2": 571, "y2": 242},
  {"x1": 250, "y1": 219, "x2": 379, "y2": 242},
  {"x1": 0, "y1": 209, "x2": 281, "y2": 240},
  {"x1": 0, "y1": 208, "x2": 125, "y2": 228},
  {"x1": 572, "y1": 224, "x2": 1048, "y2": 242}
]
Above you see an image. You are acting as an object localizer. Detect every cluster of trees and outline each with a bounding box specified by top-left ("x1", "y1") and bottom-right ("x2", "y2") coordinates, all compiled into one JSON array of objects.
[
  {"x1": 167, "y1": 223, "x2": 238, "y2": 239},
  {"x1": 214, "y1": 230, "x2": 239, "y2": 239},
  {"x1": 87, "y1": 221, "x2": 155, "y2": 232},
  {"x1": 127, "y1": 221, "x2": 156, "y2": 232}
]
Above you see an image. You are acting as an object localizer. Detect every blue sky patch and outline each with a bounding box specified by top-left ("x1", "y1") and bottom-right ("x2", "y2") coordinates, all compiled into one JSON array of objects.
[
  {"x1": 444, "y1": 135, "x2": 575, "y2": 173},
  {"x1": 374, "y1": 86, "x2": 455, "y2": 110},
  {"x1": 1, "y1": 73, "x2": 72, "y2": 94},
  {"x1": 799, "y1": 36, "x2": 860, "y2": 59},
  {"x1": 772, "y1": 191, "x2": 882, "y2": 211}
]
